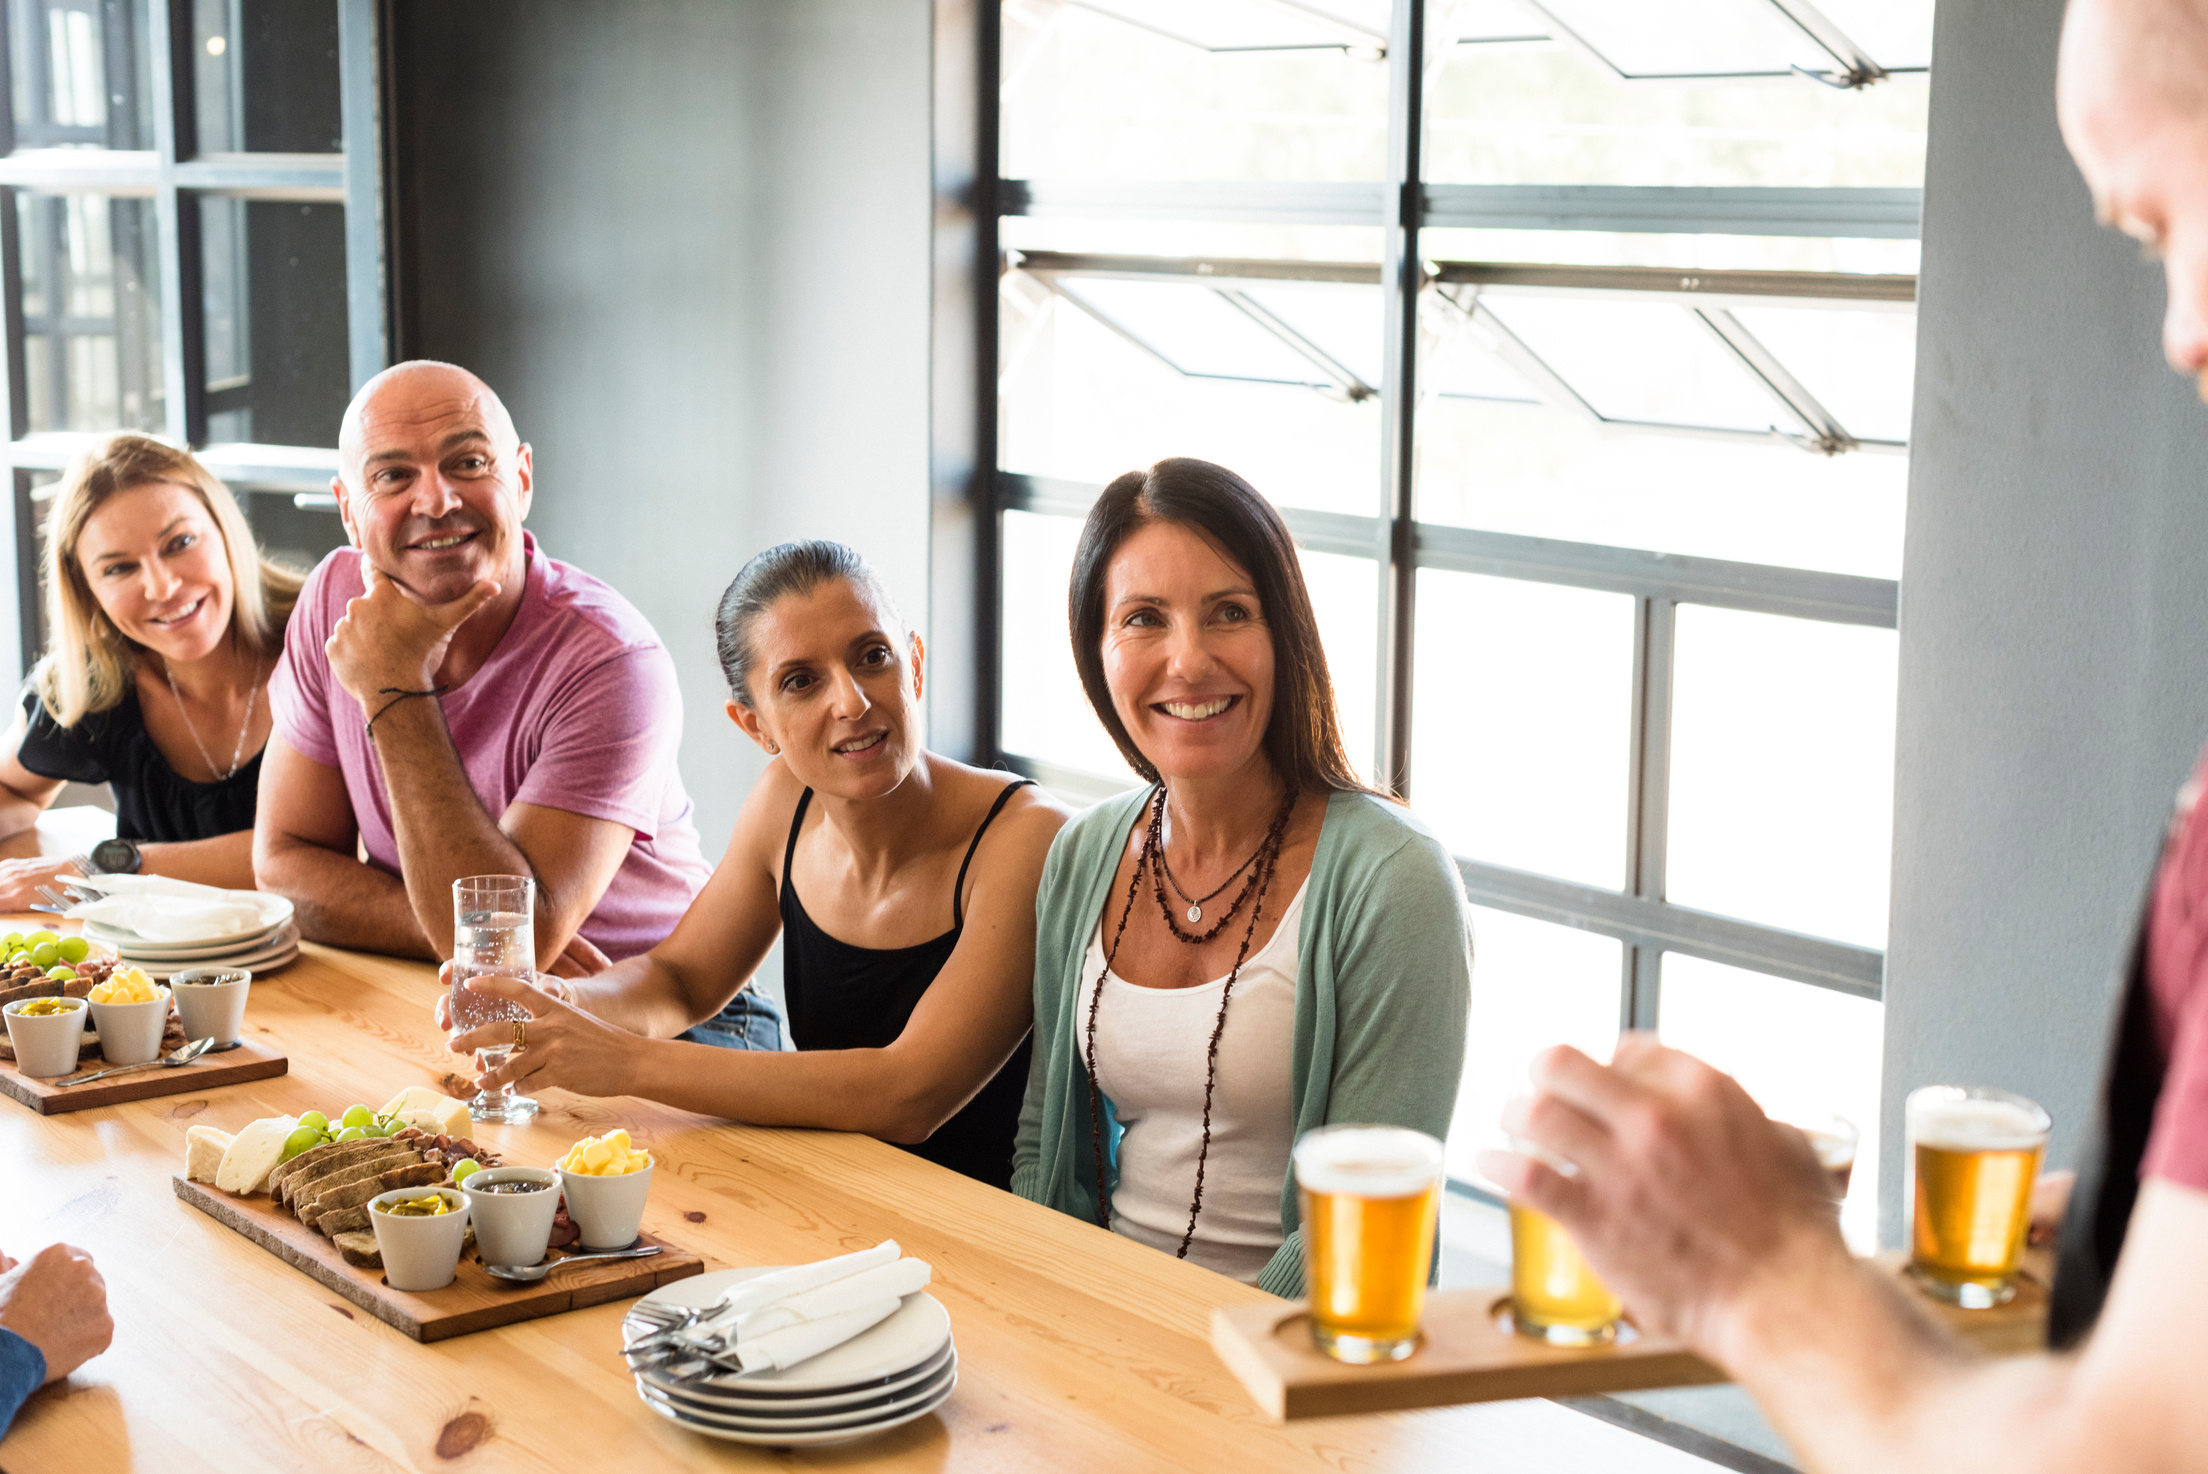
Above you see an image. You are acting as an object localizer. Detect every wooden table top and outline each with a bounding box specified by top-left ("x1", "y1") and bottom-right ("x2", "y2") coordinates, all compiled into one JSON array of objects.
[{"x1": 0, "y1": 863, "x2": 1721, "y2": 1470}]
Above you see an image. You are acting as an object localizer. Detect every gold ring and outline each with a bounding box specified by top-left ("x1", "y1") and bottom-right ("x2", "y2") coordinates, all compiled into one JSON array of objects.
[{"x1": 511, "y1": 1018, "x2": 528, "y2": 1050}]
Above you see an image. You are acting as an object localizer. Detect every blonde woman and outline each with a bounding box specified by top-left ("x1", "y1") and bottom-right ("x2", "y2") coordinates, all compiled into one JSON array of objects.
[{"x1": 0, "y1": 435, "x2": 301, "y2": 905}]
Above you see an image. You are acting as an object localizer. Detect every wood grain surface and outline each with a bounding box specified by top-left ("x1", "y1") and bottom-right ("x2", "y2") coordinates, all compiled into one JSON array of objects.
[
  {"x1": 1, "y1": 1035, "x2": 289, "y2": 1116},
  {"x1": 0, "y1": 881, "x2": 1751, "y2": 1472},
  {"x1": 171, "y1": 1175, "x2": 703, "y2": 1342}
]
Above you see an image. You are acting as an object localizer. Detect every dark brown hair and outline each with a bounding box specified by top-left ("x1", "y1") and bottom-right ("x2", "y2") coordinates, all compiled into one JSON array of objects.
[{"x1": 1068, "y1": 457, "x2": 1374, "y2": 796}]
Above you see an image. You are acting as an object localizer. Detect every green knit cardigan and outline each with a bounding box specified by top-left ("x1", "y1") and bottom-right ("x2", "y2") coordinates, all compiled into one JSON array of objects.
[{"x1": 1010, "y1": 786, "x2": 1473, "y2": 1297}]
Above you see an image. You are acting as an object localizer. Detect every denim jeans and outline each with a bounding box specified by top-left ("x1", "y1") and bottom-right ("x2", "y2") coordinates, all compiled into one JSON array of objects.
[{"x1": 676, "y1": 989, "x2": 785, "y2": 1052}]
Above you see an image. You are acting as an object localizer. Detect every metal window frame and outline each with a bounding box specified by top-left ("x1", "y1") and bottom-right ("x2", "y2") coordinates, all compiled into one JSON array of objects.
[{"x1": 0, "y1": 0, "x2": 391, "y2": 676}]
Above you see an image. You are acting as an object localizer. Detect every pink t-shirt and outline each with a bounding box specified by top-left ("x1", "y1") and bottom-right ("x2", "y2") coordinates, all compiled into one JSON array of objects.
[
  {"x1": 2141, "y1": 754, "x2": 2208, "y2": 1190},
  {"x1": 269, "y1": 532, "x2": 712, "y2": 960}
]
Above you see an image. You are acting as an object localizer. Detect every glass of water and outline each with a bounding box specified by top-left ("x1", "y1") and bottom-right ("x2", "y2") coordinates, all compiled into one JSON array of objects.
[{"x1": 452, "y1": 875, "x2": 539, "y2": 1124}]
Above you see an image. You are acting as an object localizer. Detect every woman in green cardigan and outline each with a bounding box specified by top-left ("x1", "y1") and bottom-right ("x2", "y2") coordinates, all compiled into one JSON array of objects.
[{"x1": 1012, "y1": 457, "x2": 1472, "y2": 1296}]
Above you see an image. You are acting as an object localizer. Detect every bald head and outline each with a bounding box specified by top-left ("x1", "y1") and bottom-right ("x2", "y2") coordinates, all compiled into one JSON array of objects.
[{"x1": 338, "y1": 361, "x2": 521, "y2": 496}]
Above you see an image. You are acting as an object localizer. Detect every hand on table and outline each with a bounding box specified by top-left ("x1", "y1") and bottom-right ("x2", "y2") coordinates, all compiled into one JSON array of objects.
[
  {"x1": 324, "y1": 561, "x2": 501, "y2": 710},
  {"x1": 1477, "y1": 1033, "x2": 1849, "y2": 1355},
  {"x1": 0, "y1": 1244, "x2": 112, "y2": 1384},
  {"x1": 446, "y1": 972, "x2": 638, "y2": 1099},
  {"x1": 0, "y1": 856, "x2": 82, "y2": 912}
]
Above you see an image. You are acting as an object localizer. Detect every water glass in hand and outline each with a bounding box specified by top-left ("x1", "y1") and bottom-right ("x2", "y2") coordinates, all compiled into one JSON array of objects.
[{"x1": 453, "y1": 875, "x2": 538, "y2": 1124}]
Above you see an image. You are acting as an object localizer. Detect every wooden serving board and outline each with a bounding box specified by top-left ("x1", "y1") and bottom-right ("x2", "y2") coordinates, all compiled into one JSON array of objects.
[
  {"x1": 1212, "y1": 1253, "x2": 2052, "y2": 1420},
  {"x1": 0, "y1": 1035, "x2": 288, "y2": 1115},
  {"x1": 172, "y1": 1174, "x2": 705, "y2": 1342}
]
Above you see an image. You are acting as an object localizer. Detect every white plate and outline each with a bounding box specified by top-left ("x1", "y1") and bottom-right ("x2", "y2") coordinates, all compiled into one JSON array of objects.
[
  {"x1": 102, "y1": 923, "x2": 292, "y2": 960},
  {"x1": 640, "y1": 1355, "x2": 955, "y2": 1431},
  {"x1": 629, "y1": 1266, "x2": 952, "y2": 1397},
  {"x1": 635, "y1": 1370, "x2": 953, "y2": 1447},
  {"x1": 647, "y1": 1341, "x2": 954, "y2": 1415},
  {"x1": 132, "y1": 932, "x2": 300, "y2": 980},
  {"x1": 83, "y1": 892, "x2": 294, "y2": 949}
]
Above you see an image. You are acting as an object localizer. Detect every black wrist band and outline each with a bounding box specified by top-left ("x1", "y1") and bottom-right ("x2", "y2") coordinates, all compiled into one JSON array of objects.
[{"x1": 365, "y1": 684, "x2": 451, "y2": 740}]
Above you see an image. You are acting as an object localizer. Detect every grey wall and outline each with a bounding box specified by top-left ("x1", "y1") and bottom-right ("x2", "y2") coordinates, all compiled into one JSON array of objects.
[
  {"x1": 1880, "y1": 0, "x2": 2208, "y2": 1238},
  {"x1": 393, "y1": 0, "x2": 934, "y2": 854}
]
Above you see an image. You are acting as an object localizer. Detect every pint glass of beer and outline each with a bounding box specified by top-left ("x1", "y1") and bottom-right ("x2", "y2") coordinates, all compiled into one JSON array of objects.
[
  {"x1": 1906, "y1": 1086, "x2": 2050, "y2": 1308},
  {"x1": 1294, "y1": 1125, "x2": 1444, "y2": 1364}
]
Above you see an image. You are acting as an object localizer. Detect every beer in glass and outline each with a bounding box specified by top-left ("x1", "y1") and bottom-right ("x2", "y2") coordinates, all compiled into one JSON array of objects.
[
  {"x1": 1294, "y1": 1125, "x2": 1444, "y2": 1364},
  {"x1": 1509, "y1": 1201, "x2": 1623, "y2": 1346},
  {"x1": 1906, "y1": 1086, "x2": 2049, "y2": 1308}
]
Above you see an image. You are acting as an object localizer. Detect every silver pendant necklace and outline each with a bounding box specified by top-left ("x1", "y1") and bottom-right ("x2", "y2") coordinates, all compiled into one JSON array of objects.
[
  {"x1": 164, "y1": 656, "x2": 264, "y2": 782},
  {"x1": 1156, "y1": 825, "x2": 1268, "y2": 924}
]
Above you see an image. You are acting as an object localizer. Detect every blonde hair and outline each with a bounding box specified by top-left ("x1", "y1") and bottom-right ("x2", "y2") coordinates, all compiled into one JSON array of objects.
[{"x1": 32, "y1": 434, "x2": 303, "y2": 727}]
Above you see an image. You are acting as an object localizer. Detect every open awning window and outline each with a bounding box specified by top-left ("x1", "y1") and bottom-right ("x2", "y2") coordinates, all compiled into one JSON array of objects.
[
  {"x1": 1066, "y1": 0, "x2": 1390, "y2": 54},
  {"x1": 1012, "y1": 250, "x2": 1915, "y2": 453}
]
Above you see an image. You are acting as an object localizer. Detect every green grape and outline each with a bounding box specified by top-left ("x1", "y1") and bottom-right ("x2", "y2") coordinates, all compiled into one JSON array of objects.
[
  {"x1": 57, "y1": 936, "x2": 88, "y2": 964},
  {"x1": 1, "y1": 932, "x2": 20, "y2": 949},
  {"x1": 297, "y1": 1110, "x2": 329, "y2": 1133},
  {"x1": 340, "y1": 1104, "x2": 373, "y2": 1129},
  {"x1": 334, "y1": 1125, "x2": 369, "y2": 1142},
  {"x1": 46, "y1": 965, "x2": 74, "y2": 981},
  {"x1": 24, "y1": 930, "x2": 56, "y2": 950},
  {"x1": 278, "y1": 1125, "x2": 323, "y2": 1162},
  {"x1": 360, "y1": 1119, "x2": 390, "y2": 1138},
  {"x1": 449, "y1": 1159, "x2": 481, "y2": 1187},
  {"x1": 5, "y1": 950, "x2": 24, "y2": 965},
  {"x1": 28, "y1": 942, "x2": 60, "y2": 968}
]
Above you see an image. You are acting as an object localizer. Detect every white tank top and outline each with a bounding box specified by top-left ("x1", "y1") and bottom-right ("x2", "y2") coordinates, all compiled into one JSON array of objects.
[{"x1": 1075, "y1": 881, "x2": 1307, "y2": 1284}]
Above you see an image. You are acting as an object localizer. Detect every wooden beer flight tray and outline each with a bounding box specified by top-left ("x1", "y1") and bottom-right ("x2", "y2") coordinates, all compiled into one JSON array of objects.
[
  {"x1": 173, "y1": 1174, "x2": 705, "y2": 1342},
  {"x1": 0, "y1": 1035, "x2": 287, "y2": 1116},
  {"x1": 1213, "y1": 1252, "x2": 2052, "y2": 1420}
]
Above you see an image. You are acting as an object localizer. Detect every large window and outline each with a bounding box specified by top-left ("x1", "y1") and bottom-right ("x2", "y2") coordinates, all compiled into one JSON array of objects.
[
  {"x1": 982, "y1": 0, "x2": 1922, "y2": 1251},
  {"x1": 0, "y1": 0, "x2": 383, "y2": 667}
]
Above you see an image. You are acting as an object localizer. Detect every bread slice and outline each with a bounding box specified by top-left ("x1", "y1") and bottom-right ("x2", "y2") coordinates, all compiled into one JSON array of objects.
[
  {"x1": 301, "y1": 1160, "x2": 445, "y2": 1233},
  {"x1": 282, "y1": 1144, "x2": 421, "y2": 1213},
  {"x1": 277, "y1": 1141, "x2": 417, "y2": 1209},
  {"x1": 334, "y1": 1231, "x2": 383, "y2": 1269},
  {"x1": 272, "y1": 1131, "x2": 422, "y2": 1203}
]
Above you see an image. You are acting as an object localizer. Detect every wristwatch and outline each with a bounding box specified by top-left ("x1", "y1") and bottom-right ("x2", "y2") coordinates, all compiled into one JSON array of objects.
[{"x1": 89, "y1": 837, "x2": 143, "y2": 875}]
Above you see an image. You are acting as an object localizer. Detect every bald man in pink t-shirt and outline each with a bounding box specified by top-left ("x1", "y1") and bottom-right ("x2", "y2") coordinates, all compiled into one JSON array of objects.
[{"x1": 255, "y1": 362, "x2": 709, "y2": 970}]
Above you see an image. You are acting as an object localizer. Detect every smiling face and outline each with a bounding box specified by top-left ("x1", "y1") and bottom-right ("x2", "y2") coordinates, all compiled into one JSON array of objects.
[
  {"x1": 2060, "y1": 0, "x2": 2208, "y2": 386},
  {"x1": 335, "y1": 363, "x2": 533, "y2": 604},
  {"x1": 1099, "y1": 519, "x2": 1275, "y2": 787},
  {"x1": 726, "y1": 577, "x2": 925, "y2": 799},
  {"x1": 76, "y1": 481, "x2": 237, "y2": 664}
]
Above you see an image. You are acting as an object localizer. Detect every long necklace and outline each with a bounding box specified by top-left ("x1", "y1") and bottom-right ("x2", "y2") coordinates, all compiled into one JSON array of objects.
[
  {"x1": 1085, "y1": 781, "x2": 1298, "y2": 1258},
  {"x1": 163, "y1": 655, "x2": 265, "y2": 782},
  {"x1": 1156, "y1": 829, "x2": 1266, "y2": 925}
]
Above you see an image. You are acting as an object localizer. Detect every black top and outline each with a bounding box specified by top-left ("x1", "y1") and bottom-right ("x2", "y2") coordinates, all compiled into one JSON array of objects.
[
  {"x1": 2049, "y1": 908, "x2": 2162, "y2": 1347},
  {"x1": 15, "y1": 686, "x2": 261, "y2": 844},
  {"x1": 780, "y1": 779, "x2": 1035, "y2": 1190}
]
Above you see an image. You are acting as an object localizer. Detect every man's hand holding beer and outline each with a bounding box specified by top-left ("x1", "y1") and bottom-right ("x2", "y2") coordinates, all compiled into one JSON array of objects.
[{"x1": 1479, "y1": 1035, "x2": 1865, "y2": 1358}]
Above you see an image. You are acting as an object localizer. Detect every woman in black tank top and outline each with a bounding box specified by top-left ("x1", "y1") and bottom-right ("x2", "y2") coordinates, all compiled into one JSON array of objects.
[{"x1": 441, "y1": 542, "x2": 1068, "y2": 1189}]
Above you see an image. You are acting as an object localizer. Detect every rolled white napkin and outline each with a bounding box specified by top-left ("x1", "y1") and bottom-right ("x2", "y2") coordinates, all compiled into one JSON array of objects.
[
  {"x1": 732, "y1": 1298, "x2": 902, "y2": 1374},
  {"x1": 678, "y1": 1240, "x2": 900, "y2": 1343},
  {"x1": 732, "y1": 1257, "x2": 931, "y2": 1341},
  {"x1": 66, "y1": 875, "x2": 286, "y2": 943}
]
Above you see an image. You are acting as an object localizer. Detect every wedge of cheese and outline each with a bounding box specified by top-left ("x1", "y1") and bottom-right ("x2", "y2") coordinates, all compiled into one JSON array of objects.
[
  {"x1": 184, "y1": 1125, "x2": 234, "y2": 1184},
  {"x1": 380, "y1": 1086, "x2": 470, "y2": 1138},
  {"x1": 215, "y1": 1116, "x2": 297, "y2": 1194}
]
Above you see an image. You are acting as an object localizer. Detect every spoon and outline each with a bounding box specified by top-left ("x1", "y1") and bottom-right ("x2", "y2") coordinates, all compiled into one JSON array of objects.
[
  {"x1": 63, "y1": 1037, "x2": 216, "y2": 1086},
  {"x1": 487, "y1": 1244, "x2": 663, "y2": 1283}
]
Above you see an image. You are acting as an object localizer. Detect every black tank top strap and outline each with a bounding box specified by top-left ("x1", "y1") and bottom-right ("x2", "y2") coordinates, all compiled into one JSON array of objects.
[
  {"x1": 951, "y1": 779, "x2": 1035, "y2": 931},
  {"x1": 781, "y1": 787, "x2": 816, "y2": 901}
]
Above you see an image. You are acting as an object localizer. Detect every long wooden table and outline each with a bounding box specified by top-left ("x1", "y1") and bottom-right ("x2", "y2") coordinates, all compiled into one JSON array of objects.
[{"x1": 1, "y1": 930, "x2": 1729, "y2": 1471}]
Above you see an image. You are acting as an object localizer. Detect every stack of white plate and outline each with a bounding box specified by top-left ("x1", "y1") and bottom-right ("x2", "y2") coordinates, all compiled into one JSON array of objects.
[
  {"x1": 624, "y1": 1267, "x2": 955, "y2": 1448},
  {"x1": 84, "y1": 895, "x2": 299, "y2": 980}
]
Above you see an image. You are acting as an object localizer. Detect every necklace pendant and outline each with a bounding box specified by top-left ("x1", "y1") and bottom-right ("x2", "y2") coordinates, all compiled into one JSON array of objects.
[{"x1": 1186, "y1": 904, "x2": 1202, "y2": 924}]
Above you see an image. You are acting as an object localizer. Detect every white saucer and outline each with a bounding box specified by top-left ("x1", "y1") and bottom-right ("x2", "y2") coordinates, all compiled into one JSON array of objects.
[
  {"x1": 649, "y1": 1343, "x2": 955, "y2": 1417},
  {"x1": 639, "y1": 1355, "x2": 955, "y2": 1431},
  {"x1": 635, "y1": 1370, "x2": 953, "y2": 1447},
  {"x1": 101, "y1": 922, "x2": 292, "y2": 960},
  {"x1": 629, "y1": 1266, "x2": 951, "y2": 1398},
  {"x1": 132, "y1": 930, "x2": 300, "y2": 980},
  {"x1": 646, "y1": 1339, "x2": 955, "y2": 1414}
]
